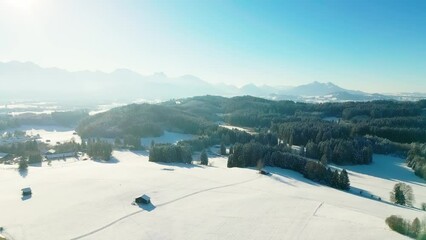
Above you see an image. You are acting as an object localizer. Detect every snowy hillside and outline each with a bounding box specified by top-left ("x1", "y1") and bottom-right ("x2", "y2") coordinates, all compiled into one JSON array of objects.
[{"x1": 1, "y1": 151, "x2": 425, "y2": 240}]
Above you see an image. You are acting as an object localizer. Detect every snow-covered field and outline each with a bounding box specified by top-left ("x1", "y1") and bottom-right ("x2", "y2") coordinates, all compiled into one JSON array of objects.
[
  {"x1": 0, "y1": 152, "x2": 425, "y2": 240},
  {"x1": 338, "y1": 154, "x2": 426, "y2": 209},
  {"x1": 0, "y1": 102, "x2": 60, "y2": 116},
  {"x1": 219, "y1": 124, "x2": 256, "y2": 135},
  {"x1": 20, "y1": 125, "x2": 81, "y2": 145},
  {"x1": 140, "y1": 131, "x2": 195, "y2": 146}
]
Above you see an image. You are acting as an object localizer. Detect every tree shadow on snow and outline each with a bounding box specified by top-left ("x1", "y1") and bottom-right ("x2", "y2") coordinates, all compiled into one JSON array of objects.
[
  {"x1": 153, "y1": 162, "x2": 202, "y2": 169},
  {"x1": 136, "y1": 202, "x2": 156, "y2": 212},
  {"x1": 262, "y1": 166, "x2": 319, "y2": 187},
  {"x1": 349, "y1": 186, "x2": 381, "y2": 201},
  {"x1": 132, "y1": 150, "x2": 149, "y2": 157},
  {"x1": 347, "y1": 185, "x2": 424, "y2": 213},
  {"x1": 18, "y1": 169, "x2": 28, "y2": 178},
  {"x1": 21, "y1": 194, "x2": 32, "y2": 201},
  {"x1": 341, "y1": 186, "x2": 424, "y2": 212},
  {"x1": 93, "y1": 156, "x2": 120, "y2": 164}
]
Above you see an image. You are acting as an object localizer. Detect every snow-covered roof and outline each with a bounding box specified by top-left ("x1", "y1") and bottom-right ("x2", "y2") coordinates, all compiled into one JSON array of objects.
[
  {"x1": 141, "y1": 194, "x2": 150, "y2": 200},
  {"x1": 46, "y1": 149, "x2": 56, "y2": 154}
]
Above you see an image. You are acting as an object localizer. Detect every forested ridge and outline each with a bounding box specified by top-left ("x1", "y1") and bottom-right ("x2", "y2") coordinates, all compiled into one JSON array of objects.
[
  {"x1": 77, "y1": 96, "x2": 426, "y2": 180},
  {"x1": 77, "y1": 103, "x2": 213, "y2": 138}
]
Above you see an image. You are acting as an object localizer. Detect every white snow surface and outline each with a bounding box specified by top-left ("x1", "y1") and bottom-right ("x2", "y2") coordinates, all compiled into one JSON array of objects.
[
  {"x1": 140, "y1": 131, "x2": 195, "y2": 146},
  {"x1": 20, "y1": 125, "x2": 81, "y2": 145},
  {"x1": 337, "y1": 154, "x2": 426, "y2": 209},
  {"x1": 219, "y1": 124, "x2": 256, "y2": 135},
  {"x1": 0, "y1": 152, "x2": 425, "y2": 240}
]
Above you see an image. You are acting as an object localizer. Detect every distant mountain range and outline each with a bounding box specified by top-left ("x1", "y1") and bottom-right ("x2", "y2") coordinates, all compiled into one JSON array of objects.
[{"x1": 0, "y1": 61, "x2": 424, "y2": 104}]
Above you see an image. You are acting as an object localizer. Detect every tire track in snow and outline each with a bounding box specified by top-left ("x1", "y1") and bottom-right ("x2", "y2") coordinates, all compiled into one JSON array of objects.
[
  {"x1": 70, "y1": 176, "x2": 260, "y2": 240},
  {"x1": 2, "y1": 231, "x2": 16, "y2": 240},
  {"x1": 313, "y1": 202, "x2": 324, "y2": 216},
  {"x1": 294, "y1": 201, "x2": 323, "y2": 239}
]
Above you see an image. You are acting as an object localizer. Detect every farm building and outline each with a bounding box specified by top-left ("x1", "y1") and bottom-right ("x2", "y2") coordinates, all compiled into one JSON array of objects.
[
  {"x1": 21, "y1": 187, "x2": 32, "y2": 196},
  {"x1": 45, "y1": 151, "x2": 76, "y2": 160},
  {"x1": 135, "y1": 194, "x2": 150, "y2": 204}
]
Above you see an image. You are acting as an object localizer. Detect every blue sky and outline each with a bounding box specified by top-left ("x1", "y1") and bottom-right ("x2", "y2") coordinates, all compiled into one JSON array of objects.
[{"x1": 0, "y1": 0, "x2": 425, "y2": 93}]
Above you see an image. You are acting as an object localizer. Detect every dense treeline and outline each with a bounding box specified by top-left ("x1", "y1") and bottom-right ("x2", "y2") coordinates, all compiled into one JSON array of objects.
[
  {"x1": 342, "y1": 103, "x2": 421, "y2": 120},
  {"x1": 276, "y1": 118, "x2": 426, "y2": 145},
  {"x1": 0, "y1": 116, "x2": 18, "y2": 130},
  {"x1": 13, "y1": 110, "x2": 89, "y2": 127},
  {"x1": 86, "y1": 139, "x2": 113, "y2": 160},
  {"x1": 78, "y1": 96, "x2": 426, "y2": 146},
  {"x1": 51, "y1": 110, "x2": 89, "y2": 127},
  {"x1": 274, "y1": 119, "x2": 351, "y2": 146},
  {"x1": 353, "y1": 117, "x2": 426, "y2": 129},
  {"x1": 0, "y1": 140, "x2": 40, "y2": 158},
  {"x1": 306, "y1": 138, "x2": 373, "y2": 165},
  {"x1": 272, "y1": 119, "x2": 373, "y2": 165},
  {"x1": 162, "y1": 95, "x2": 226, "y2": 121},
  {"x1": 171, "y1": 96, "x2": 425, "y2": 127},
  {"x1": 76, "y1": 96, "x2": 426, "y2": 182},
  {"x1": 178, "y1": 126, "x2": 277, "y2": 152},
  {"x1": 54, "y1": 140, "x2": 82, "y2": 153},
  {"x1": 227, "y1": 142, "x2": 350, "y2": 190},
  {"x1": 407, "y1": 144, "x2": 426, "y2": 179},
  {"x1": 149, "y1": 144, "x2": 192, "y2": 164},
  {"x1": 364, "y1": 127, "x2": 426, "y2": 144},
  {"x1": 366, "y1": 136, "x2": 409, "y2": 156},
  {"x1": 0, "y1": 140, "x2": 42, "y2": 165}
]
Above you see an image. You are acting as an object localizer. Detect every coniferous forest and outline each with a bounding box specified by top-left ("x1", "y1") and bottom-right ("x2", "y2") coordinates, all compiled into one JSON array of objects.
[{"x1": 76, "y1": 96, "x2": 426, "y2": 187}]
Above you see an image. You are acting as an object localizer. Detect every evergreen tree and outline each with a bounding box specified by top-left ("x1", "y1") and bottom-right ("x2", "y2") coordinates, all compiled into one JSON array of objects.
[
  {"x1": 114, "y1": 137, "x2": 122, "y2": 147},
  {"x1": 229, "y1": 146, "x2": 234, "y2": 155},
  {"x1": 320, "y1": 154, "x2": 328, "y2": 165},
  {"x1": 306, "y1": 141, "x2": 319, "y2": 159},
  {"x1": 81, "y1": 140, "x2": 87, "y2": 151},
  {"x1": 289, "y1": 134, "x2": 294, "y2": 146},
  {"x1": 18, "y1": 158, "x2": 28, "y2": 171},
  {"x1": 325, "y1": 168, "x2": 333, "y2": 185},
  {"x1": 394, "y1": 185, "x2": 406, "y2": 205},
  {"x1": 390, "y1": 183, "x2": 413, "y2": 206},
  {"x1": 256, "y1": 159, "x2": 264, "y2": 171},
  {"x1": 339, "y1": 169, "x2": 350, "y2": 190},
  {"x1": 149, "y1": 144, "x2": 192, "y2": 164},
  {"x1": 331, "y1": 170, "x2": 340, "y2": 188},
  {"x1": 200, "y1": 149, "x2": 208, "y2": 165},
  {"x1": 124, "y1": 135, "x2": 140, "y2": 149},
  {"x1": 86, "y1": 140, "x2": 113, "y2": 160},
  {"x1": 220, "y1": 143, "x2": 227, "y2": 155},
  {"x1": 28, "y1": 153, "x2": 42, "y2": 164}
]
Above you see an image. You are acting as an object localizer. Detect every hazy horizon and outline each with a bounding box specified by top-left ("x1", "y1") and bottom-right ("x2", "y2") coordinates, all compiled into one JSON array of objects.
[
  {"x1": 0, "y1": 59, "x2": 357, "y2": 91},
  {"x1": 1, "y1": 0, "x2": 425, "y2": 93}
]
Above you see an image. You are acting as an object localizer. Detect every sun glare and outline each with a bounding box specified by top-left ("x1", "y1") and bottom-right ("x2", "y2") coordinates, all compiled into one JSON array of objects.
[{"x1": 5, "y1": 0, "x2": 35, "y2": 14}]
